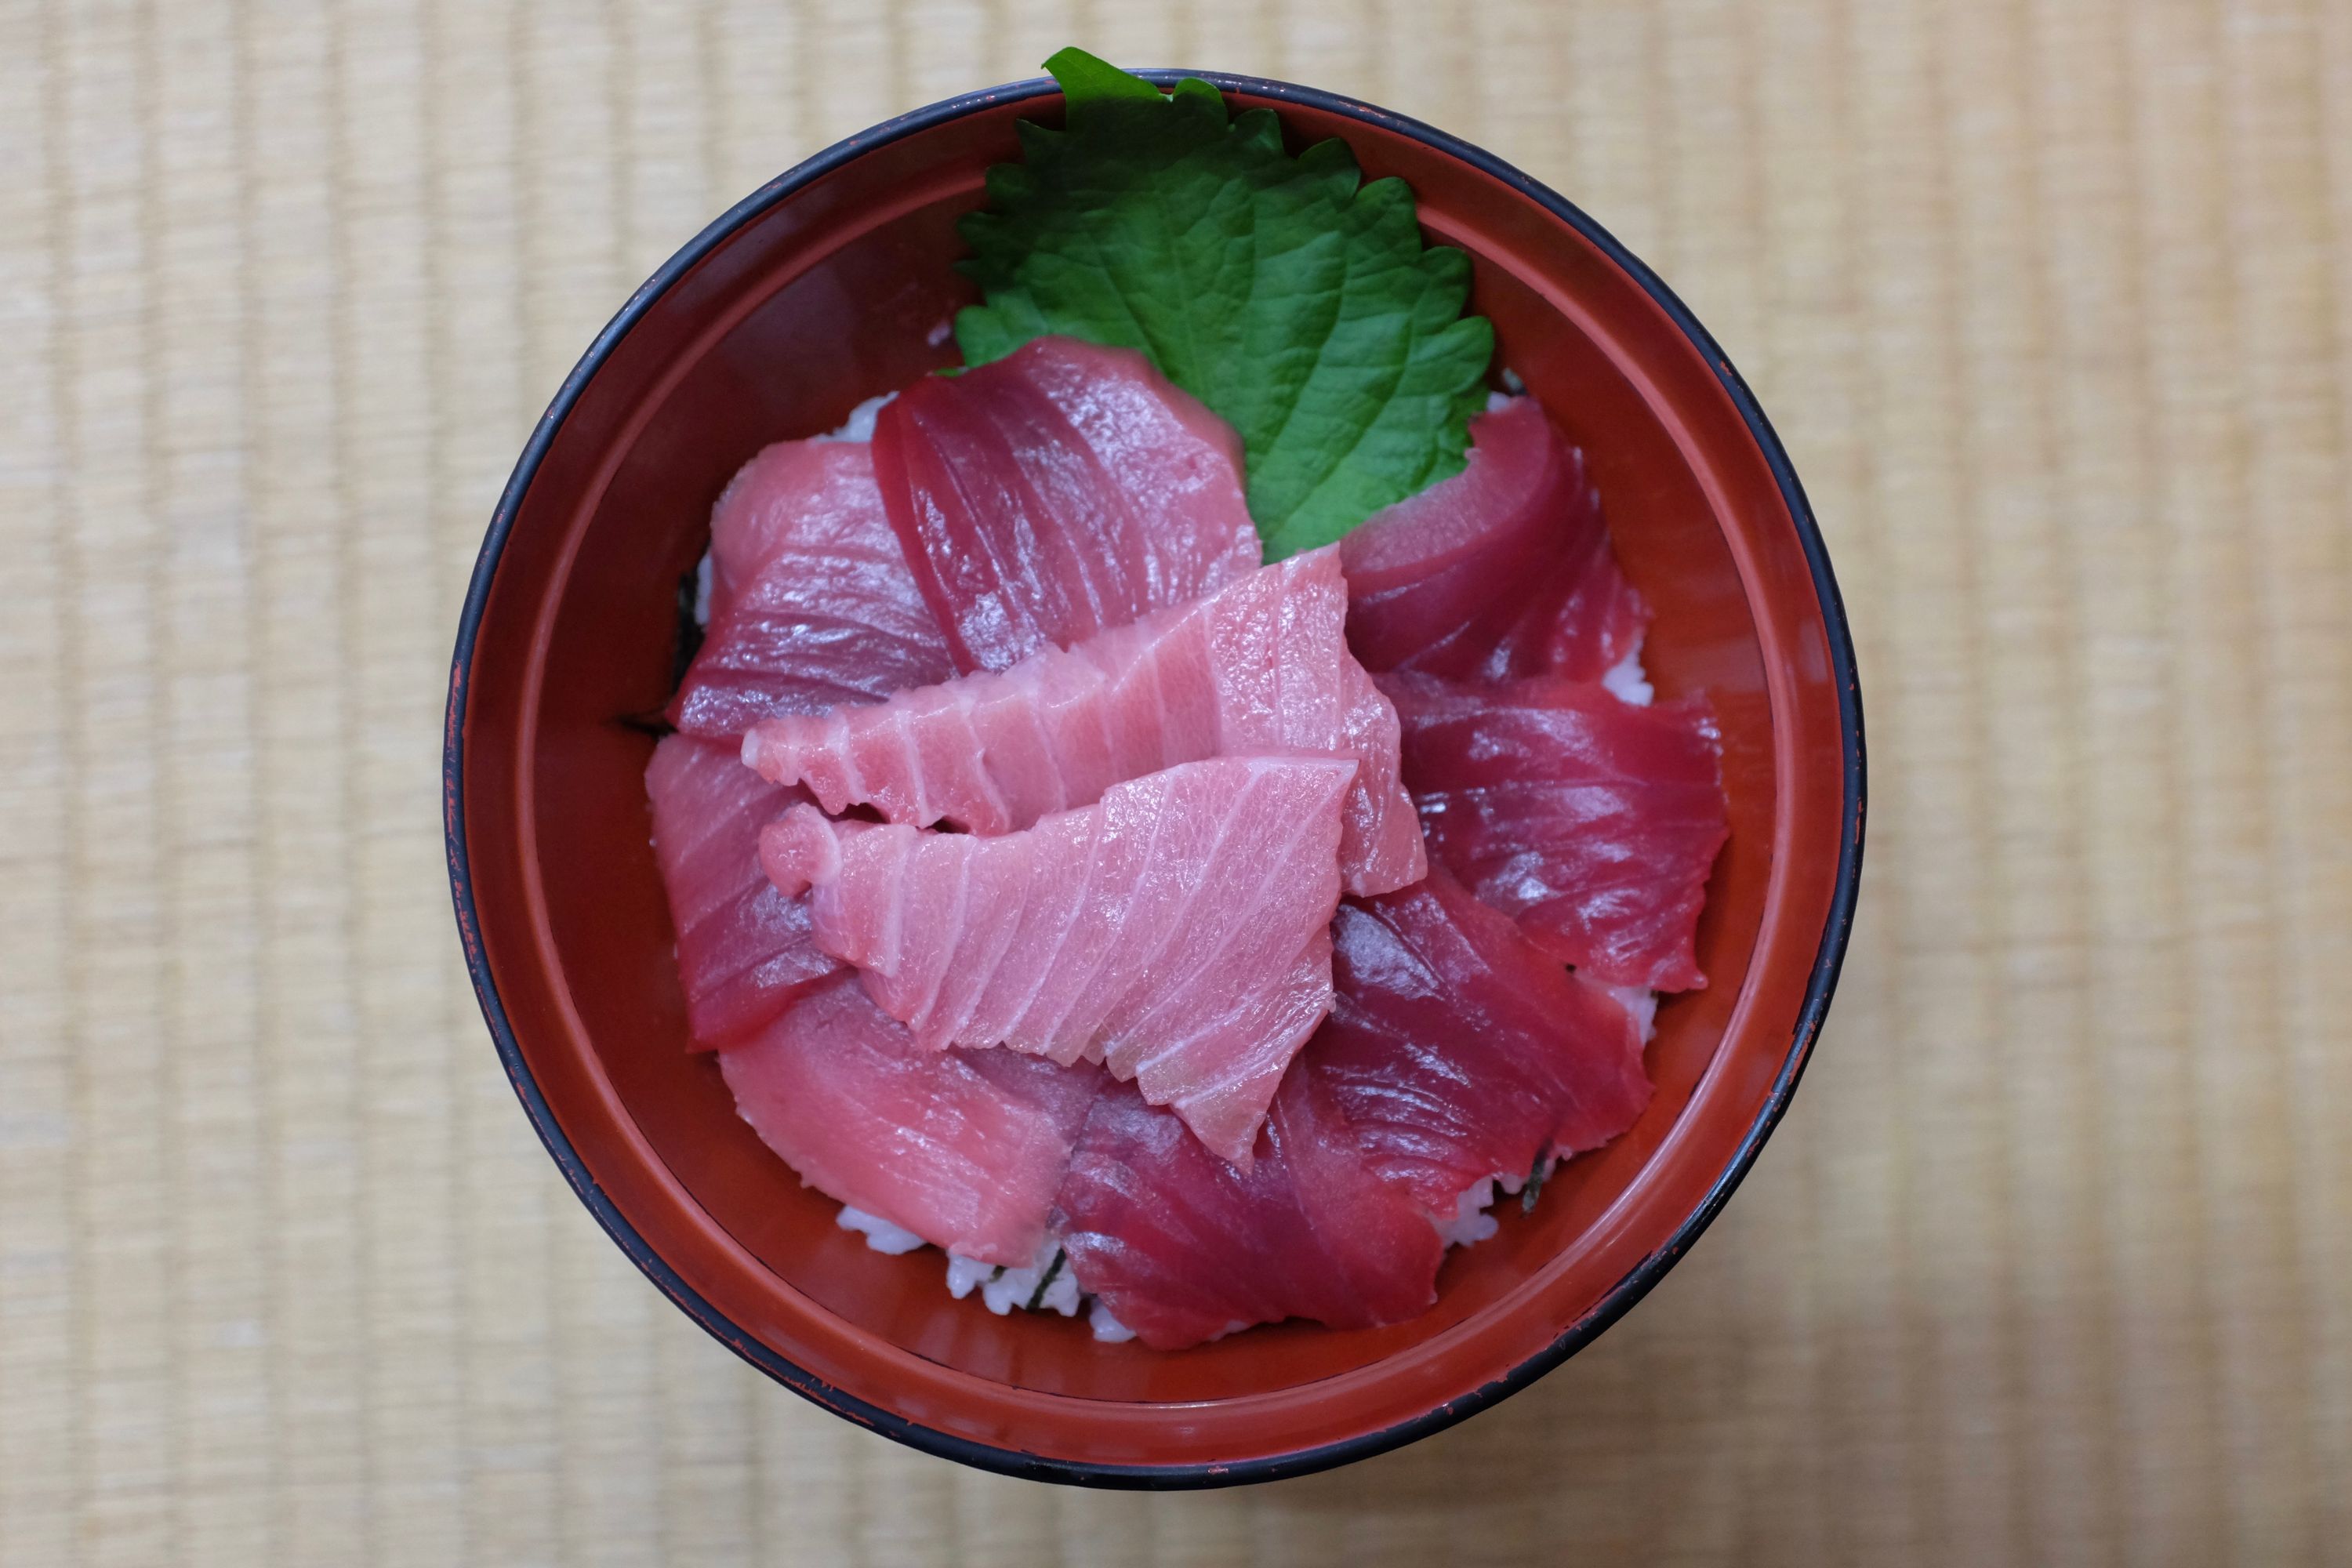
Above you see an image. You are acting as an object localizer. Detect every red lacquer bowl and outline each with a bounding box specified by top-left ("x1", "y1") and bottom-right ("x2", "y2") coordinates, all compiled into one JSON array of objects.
[{"x1": 445, "y1": 71, "x2": 1864, "y2": 1487}]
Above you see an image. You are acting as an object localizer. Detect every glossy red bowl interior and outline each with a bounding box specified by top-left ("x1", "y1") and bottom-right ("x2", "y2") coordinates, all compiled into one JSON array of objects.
[{"x1": 446, "y1": 72, "x2": 1863, "y2": 1486}]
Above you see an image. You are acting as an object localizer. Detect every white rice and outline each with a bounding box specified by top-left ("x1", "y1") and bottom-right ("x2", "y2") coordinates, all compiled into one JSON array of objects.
[
  {"x1": 944, "y1": 1240, "x2": 1083, "y2": 1318},
  {"x1": 812, "y1": 390, "x2": 896, "y2": 445},
  {"x1": 1606, "y1": 983, "x2": 1661, "y2": 1044},
  {"x1": 1602, "y1": 633, "x2": 1653, "y2": 706},
  {"x1": 1087, "y1": 1301, "x2": 1137, "y2": 1342},
  {"x1": 1432, "y1": 1177, "x2": 1504, "y2": 1247},
  {"x1": 836, "y1": 1205, "x2": 926, "y2": 1254}
]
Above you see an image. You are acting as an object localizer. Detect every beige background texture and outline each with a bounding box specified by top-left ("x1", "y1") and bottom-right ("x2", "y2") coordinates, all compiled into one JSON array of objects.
[{"x1": 3, "y1": 0, "x2": 2350, "y2": 1563}]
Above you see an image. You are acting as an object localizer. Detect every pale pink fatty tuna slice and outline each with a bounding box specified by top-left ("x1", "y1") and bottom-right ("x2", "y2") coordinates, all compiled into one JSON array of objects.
[
  {"x1": 719, "y1": 971, "x2": 1105, "y2": 1267},
  {"x1": 1341, "y1": 397, "x2": 1648, "y2": 683},
  {"x1": 1312, "y1": 866, "x2": 1652, "y2": 1216},
  {"x1": 1385, "y1": 673, "x2": 1728, "y2": 991},
  {"x1": 759, "y1": 756, "x2": 1356, "y2": 1168},
  {"x1": 644, "y1": 735, "x2": 841, "y2": 1050},
  {"x1": 872, "y1": 335, "x2": 1263, "y2": 674},
  {"x1": 1051, "y1": 1069, "x2": 1444, "y2": 1350},
  {"x1": 742, "y1": 548, "x2": 1425, "y2": 896},
  {"x1": 671, "y1": 439, "x2": 953, "y2": 739}
]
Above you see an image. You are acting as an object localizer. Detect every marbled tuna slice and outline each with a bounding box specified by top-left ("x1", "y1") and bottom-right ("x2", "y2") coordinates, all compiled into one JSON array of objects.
[
  {"x1": 760, "y1": 757, "x2": 1355, "y2": 1167},
  {"x1": 742, "y1": 549, "x2": 1423, "y2": 895},
  {"x1": 1385, "y1": 673, "x2": 1727, "y2": 990},
  {"x1": 1341, "y1": 397, "x2": 1647, "y2": 682},
  {"x1": 872, "y1": 336, "x2": 1261, "y2": 673},
  {"x1": 645, "y1": 735, "x2": 841, "y2": 1049},
  {"x1": 720, "y1": 971, "x2": 1104, "y2": 1266},
  {"x1": 1311, "y1": 867, "x2": 1651, "y2": 1216}
]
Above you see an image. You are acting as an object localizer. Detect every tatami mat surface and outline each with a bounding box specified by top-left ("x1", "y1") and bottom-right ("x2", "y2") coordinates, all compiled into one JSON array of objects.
[{"x1": 2, "y1": 1, "x2": 2348, "y2": 1562}]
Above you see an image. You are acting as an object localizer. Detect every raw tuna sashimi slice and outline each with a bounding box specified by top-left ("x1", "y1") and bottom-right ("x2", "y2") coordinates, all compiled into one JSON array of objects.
[
  {"x1": 672, "y1": 439, "x2": 954, "y2": 739},
  {"x1": 645, "y1": 735, "x2": 842, "y2": 1049},
  {"x1": 1341, "y1": 397, "x2": 1648, "y2": 683},
  {"x1": 1051, "y1": 1069, "x2": 1444, "y2": 1350},
  {"x1": 742, "y1": 548, "x2": 1425, "y2": 895},
  {"x1": 1385, "y1": 673, "x2": 1728, "y2": 991},
  {"x1": 760, "y1": 757, "x2": 1356, "y2": 1167},
  {"x1": 1312, "y1": 867, "x2": 1652, "y2": 1216},
  {"x1": 873, "y1": 335, "x2": 1262, "y2": 674},
  {"x1": 718, "y1": 971, "x2": 1105, "y2": 1266}
]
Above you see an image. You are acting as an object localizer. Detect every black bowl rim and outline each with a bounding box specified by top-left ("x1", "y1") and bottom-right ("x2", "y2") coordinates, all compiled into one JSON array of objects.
[{"x1": 443, "y1": 67, "x2": 1867, "y2": 1491}]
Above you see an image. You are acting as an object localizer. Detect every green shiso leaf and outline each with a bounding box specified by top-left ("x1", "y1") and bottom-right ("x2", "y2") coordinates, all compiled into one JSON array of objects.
[{"x1": 955, "y1": 48, "x2": 1494, "y2": 558}]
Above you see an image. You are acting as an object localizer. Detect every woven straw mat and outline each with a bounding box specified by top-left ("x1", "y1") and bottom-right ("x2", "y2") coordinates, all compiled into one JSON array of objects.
[{"x1": 3, "y1": 1, "x2": 2349, "y2": 1563}]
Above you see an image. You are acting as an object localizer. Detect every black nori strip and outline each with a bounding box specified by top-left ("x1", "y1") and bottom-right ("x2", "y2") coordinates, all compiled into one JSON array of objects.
[
  {"x1": 1520, "y1": 1152, "x2": 1552, "y2": 1215},
  {"x1": 1024, "y1": 1248, "x2": 1067, "y2": 1312},
  {"x1": 671, "y1": 563, "x2": 706, "y2": 693}
]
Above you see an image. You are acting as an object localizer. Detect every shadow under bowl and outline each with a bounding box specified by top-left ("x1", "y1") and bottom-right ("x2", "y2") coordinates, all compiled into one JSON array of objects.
[{"x1": 445, "y1": 70, "x2": 1864, "y2": 1487}]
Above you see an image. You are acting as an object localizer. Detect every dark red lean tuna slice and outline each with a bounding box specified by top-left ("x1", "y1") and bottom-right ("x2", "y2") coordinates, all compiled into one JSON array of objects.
[
  {"x1": 1340, "y1": 397, "x2": 1648, "y2": 683},
  {"x1": 1312, "y1": 868, "x2": 1651, "y2": 1216},
  {"x1": 672, "y1": 439, "x2": 954, "y2": 739},
  {"x1": 872, "y1": 336, "x2": 1262, "y2": 673},
  {"x1": 646, "y1": 735, "x2": 841, "y2": 1049},
  {"x1": 1384, "y1": 673, "x2": 1728, "y2": 991},
  {"x1": 720, "y1": 971, "x2": 1105, "y2": 1267},
  {"x1": 1051, "y1": 1070, "x2": 1444, "y2": 1350}
]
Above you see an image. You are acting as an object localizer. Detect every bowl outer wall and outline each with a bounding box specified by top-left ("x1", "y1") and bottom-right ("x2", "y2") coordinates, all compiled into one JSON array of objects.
[{"x1": 445, "y1": 71, "x2": 1865, "y2": 1487}]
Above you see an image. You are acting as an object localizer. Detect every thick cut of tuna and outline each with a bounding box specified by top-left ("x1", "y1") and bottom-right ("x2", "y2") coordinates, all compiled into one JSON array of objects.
[
  {"x1": 872, "y1": 336, "x2": 1262, "y2": 674},
  {"x1": 1051, "y1": 1069, "x2": 1444, "y2": 1349},
  {"x1": 672, "y1": 439, "x2": 954, "y2": 739},
  {"x1": 742, "y1": 548, "x2": 1425, "y2": 895},
  {"x1": 645, "y1": 735, "x2": 842, "y2": 1048},
  {"x1": 760, "y1": 757, "x2": 1355, "y2": 1167},
  {"x1": 719, "y1": 971, "x2": 1105, "y2": 1266},
  {"x1": 1341, "y1": 397, "x2": 1648, "y2": 683},
  {"x1": 1312, "y1": 868, "x2": 1651, "y2": 1215},
  {"x1": 1385, "y1": 673, "x2": 1727, "y2": 991}
]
